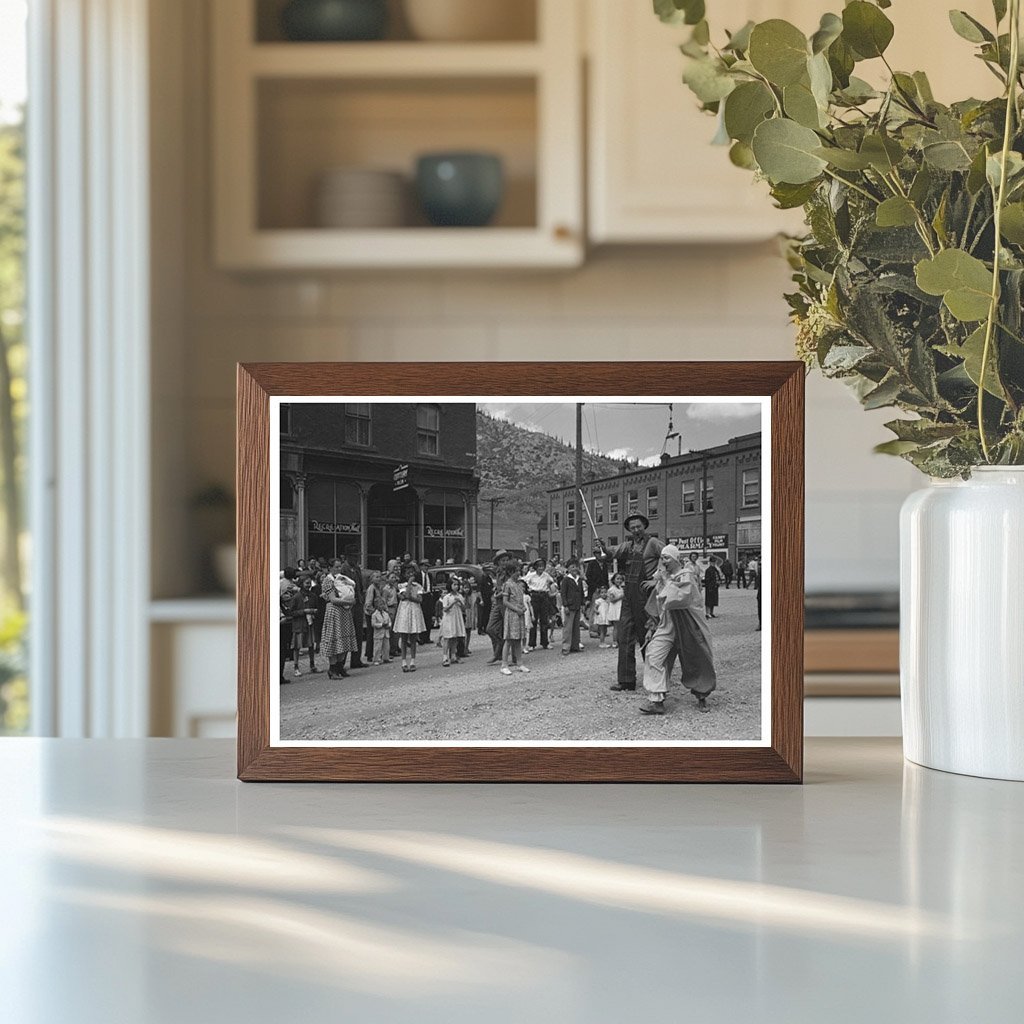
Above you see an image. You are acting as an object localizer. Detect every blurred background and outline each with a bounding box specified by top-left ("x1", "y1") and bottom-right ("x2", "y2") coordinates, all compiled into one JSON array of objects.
[{"x1": 0, "y1": 0, "x2": 998, "y2": 738}]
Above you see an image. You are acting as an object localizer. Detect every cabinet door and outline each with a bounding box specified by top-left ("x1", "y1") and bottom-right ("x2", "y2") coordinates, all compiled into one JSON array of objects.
[{"x1": 588, "y1": 0, "x2": 811, "y2": 243}]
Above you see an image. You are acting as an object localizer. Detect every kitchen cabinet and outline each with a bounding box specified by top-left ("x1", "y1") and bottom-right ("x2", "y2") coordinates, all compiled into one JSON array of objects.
[
  {"x1": 586, "y1": 0, "x2": 998, "y2": 244},
  {"x1": 211, "y1": 0, "x2": 583, "y2": 269}
]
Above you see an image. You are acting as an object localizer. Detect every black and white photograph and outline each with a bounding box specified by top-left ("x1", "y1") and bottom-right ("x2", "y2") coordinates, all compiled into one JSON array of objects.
[{"x1": 271, "y1": 397, "x2": 769, "y2": 746}]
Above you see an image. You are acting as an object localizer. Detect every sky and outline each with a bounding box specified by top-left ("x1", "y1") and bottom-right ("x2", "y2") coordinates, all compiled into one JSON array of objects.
[
  {"x1": 0, "y1": 0, "x2": 27, "y2": 124},
  {"x1": 478, "y1": 401, "x2": 762, "y2": 465}
]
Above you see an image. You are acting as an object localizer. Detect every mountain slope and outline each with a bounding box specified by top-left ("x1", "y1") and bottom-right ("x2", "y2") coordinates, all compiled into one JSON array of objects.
[{"x1": 476, "y1": 410, "x2": 632, "y2": 530}]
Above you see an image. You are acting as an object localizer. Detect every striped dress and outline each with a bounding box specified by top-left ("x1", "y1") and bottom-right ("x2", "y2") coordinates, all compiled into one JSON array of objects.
[{"x1": 319, "y1": 575, "x2": 357, "y2": 657}]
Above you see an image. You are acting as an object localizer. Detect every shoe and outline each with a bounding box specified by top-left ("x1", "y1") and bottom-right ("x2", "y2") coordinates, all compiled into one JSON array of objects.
[
  {"x1": 486, "y1": 657, "x2": 501, "y2": 665},
  {"x1": 408, "y1": 664, "x2": 417, "y2": 672},
  {"x1": 442, "y1": 659, "x2": 450, "y2": 667},
  {"x1": 500, "y1": 666, "x2": 513, "y2": 675},
  {"x1": 518, "y1": 665, "x2": 530, "y2": 673},
  {"x1": 402, "y1": 665, "x2": 409, "y2": 673},
  {"x1": 609, "y1": 683, "x2": 636, "y2": 692},
  {"x1": 338, "y1": 669, "x2": 349, "y2": 679},
  {"x1": 293, "y1": 667, "x2": 302, "y2": 677},
  {"x1": 561, "y1": 650, "x2": 569, "y2": 656},
  {"x1": 640, "y1": 700, "x2": 665, "y2": 715}
]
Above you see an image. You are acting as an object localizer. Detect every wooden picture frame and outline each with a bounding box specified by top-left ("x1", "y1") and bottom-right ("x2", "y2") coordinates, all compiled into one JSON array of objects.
[{"x1": 237, "y1": 362, "x2": 804, "y2": 782}]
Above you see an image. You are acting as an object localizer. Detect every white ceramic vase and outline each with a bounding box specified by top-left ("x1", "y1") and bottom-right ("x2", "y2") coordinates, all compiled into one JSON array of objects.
[{"x1": 900, "y1": 467, "x2": 1024, "y2": 780}]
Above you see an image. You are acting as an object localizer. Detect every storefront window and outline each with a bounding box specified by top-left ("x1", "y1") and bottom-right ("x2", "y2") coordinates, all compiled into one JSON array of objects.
[
  {"x1": 743, "y1": 469, "x2": 759, "y2": 507},
  {"x1": 306, "y1": 479, "x2": 361, "y2": 561},
  {"x1": 423, "y1": 488, "x2": 465, "y2": 565},
  {"x1": 344, "y1": 403, "x2": 370, "y2": 446},
  {"x1": 417, "y1": 404, "x2": 440, "y2": 455}
]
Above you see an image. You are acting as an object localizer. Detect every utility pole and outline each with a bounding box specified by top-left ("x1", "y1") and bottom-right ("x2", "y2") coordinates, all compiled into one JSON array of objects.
[
  {"x1": 702, "y1": 453, "x2": 709, "y2": 558},
  {"x1": 575, "y1": 403, "x2": 584, "y2": 558}
]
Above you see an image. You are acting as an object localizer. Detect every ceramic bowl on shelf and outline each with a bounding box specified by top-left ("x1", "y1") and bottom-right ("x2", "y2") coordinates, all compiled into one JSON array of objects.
[
  {"x1": 280, "y1": 0, "x2": 388, "y2": 42},
  {"x1": 315, "y1": 167, "x2": 408, "y2": 228},
  {"x1": 403, "y1": 0, "x2": 534, "y2": 42},
  {"x1": 415, "y1": 152, "x2": 504, "y2": 227}
]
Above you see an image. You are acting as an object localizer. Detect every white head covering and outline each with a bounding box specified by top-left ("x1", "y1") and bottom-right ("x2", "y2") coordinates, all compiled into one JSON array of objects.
[{"x1": 660, "y1": 544, "x2": 682, "y2": 563}]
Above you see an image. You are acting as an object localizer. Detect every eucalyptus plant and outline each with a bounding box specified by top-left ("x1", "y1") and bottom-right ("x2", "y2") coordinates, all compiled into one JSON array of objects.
[{"x1": 657, "y1": 0, "x2": 1024, "y2": 476}]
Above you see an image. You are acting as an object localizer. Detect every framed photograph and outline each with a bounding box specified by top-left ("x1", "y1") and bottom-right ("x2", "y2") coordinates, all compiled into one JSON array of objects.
[{"x1": 237, "y1": 362, "x2": 803, "y2": 782}]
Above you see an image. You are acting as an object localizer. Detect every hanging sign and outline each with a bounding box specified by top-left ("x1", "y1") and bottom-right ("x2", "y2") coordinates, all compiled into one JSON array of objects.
[
  {"x1": 393, "y1": 464, "x2": 409, "y2": 491},
  {"x1": 309, "y1": 520, "x2": 361, "y2": 535}
]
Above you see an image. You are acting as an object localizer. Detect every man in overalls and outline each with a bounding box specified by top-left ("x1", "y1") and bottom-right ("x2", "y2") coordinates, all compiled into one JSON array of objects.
[{"x1": 599, "y1": 514, "x2": 664, "y2": 692}]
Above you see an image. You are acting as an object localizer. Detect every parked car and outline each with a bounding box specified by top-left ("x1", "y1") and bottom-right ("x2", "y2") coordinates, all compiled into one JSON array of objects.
[{"x1": 426, "y1": 563, "x2": 485, "y2": 596}]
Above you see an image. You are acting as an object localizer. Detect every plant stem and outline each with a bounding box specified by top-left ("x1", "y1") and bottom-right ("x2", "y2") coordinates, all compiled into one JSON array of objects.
[{"x1": 979, "y1": 0, "x2": 1021, "y2": 462}]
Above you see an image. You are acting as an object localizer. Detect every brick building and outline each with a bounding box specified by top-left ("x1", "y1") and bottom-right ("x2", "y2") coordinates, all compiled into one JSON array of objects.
[
  {"x1": 547, "y1": 432, "x2": 761, "y2": 565},
  {"x1": 279, "y1": 402, "x2": 480, "y2": 570}
]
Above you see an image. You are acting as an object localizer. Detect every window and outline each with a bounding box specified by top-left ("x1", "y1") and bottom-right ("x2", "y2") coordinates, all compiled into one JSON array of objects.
[
  {"x1": 280, "y1": 404, "x2": 292, "y2": 434},
  {"x1": 608, "y1": 535, "x2": 618, "y2": 547},
  {"x1": 280, "y1": 475, "x2": 294, "y2": 511},
  {"x1": 609, "y1": 494, "x2": 620, "y2": 523},
  {"x1": 627, "y1": 490, "x2": 639, "y2": 515},
  {"x1": 344, "y1": 403, "x2": 371, "y2": 446},
  {"x1": 647, "y1": 486, "x2": 659, "y2": 518},
  {"x1": 551, "y1": 540, "x2": 560, "y2": 559},
  {"x1": 701, "y1": 477, "x2": 714, "y2": 512},
  {"x1": 566, "y1": 501, "x2": 576, "y2": 529},
  {"x1": 682, "y1": 480, "x2": 696, "y2": 514},
  {"x1": 595, "y1": 498, "x2": 604, "y2": 524},
  {"x1": 552, "y1": 510, "x2": 560, "y2": 530},
  {"x1": 0, "y1": 24, "x2": 27, "y2": 733},
  {"x1": 416, "y1": 404, "x2": 440, "y2": 455},
  {"x1": 743, "y1": 469, "x2": 760, "y2": 508},
  {"x1": 570, "y1": 539, "x2": 578, "y2": 558}
]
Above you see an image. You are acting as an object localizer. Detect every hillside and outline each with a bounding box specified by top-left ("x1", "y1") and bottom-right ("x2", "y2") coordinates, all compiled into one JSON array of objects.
[{"x1": 476, "y1": 410, "x2": 632, "y2": 533}]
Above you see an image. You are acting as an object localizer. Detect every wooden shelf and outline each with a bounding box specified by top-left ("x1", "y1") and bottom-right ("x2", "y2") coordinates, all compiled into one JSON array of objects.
[
  {"x1": 218, "y1": 227, "x2": 580, "y2": 270},
  {"x1": 249, "y1": 42, "x2": 544, "y2": 78}
]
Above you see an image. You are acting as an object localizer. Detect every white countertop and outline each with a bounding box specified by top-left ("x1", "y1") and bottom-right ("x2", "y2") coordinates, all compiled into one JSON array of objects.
[{"x1": 1, "y1": 738, "x2": 1020, "y2": 1023}]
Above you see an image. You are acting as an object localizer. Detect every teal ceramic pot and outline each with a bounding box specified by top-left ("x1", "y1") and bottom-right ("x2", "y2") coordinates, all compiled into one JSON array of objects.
[
  {"x1": 281, "y1": 0, "x2": 388, "y2": 41},
  {"x1": 415, "y1": 153, "x2": 505, "y2": 227}
]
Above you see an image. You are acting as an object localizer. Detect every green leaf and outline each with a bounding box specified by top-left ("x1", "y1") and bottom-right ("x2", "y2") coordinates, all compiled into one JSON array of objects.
[
  {"x1": 948, "y1": 10, "x2": 994, "y2": 44},
  {"x1": 923, "y1": 140, "x2": 972, "y2": 171},
  {"x1": 751, "y1": 118, "x2": 828, "y2": 184},
  {"x1": 723, "y1": 81, "x2": 775, "y2": 144},
  {"x1": 876, "y1": 197, "x2": 918, "y2": 228},
  {"x1": 913, "y1": 71, "x2": 935, "y2": 104},
  {"x1": 993, "y1": 0, "x2": 1008, "y2": 24},
  {"x1": 842, "y1": 1, "x2": 895, "y2": 59},
  {"x1": 748, "y1": 20, "x2": 809, "y2": 87},
  {"x1": 691, "y1": 19, "x2": 710, "y2": 45},
  {"x1": 1000, "y1": 203, "x2": 1024, "y2": 245},
  {"x1": 807, "y1": 51, "x2": 833, "y2": 109},
  {"x1": 874, "y1": 439, "x2": 922, "y2": 455},
  {"x1": 915, "y1": 249, "x2": 994, "y2": 322},
  {"x1": 827, "y1": 35, "x2": 856, "y2": 89},
  {"x1": 938, "y1": 325, "x2": 1006, "y2": 398},
  {"x1": 653, "y1": 0, "x2": 705, "y2": 26},
  {"x1": 810, "y1": 12, "x2": 843, "y2": 54},
  {"x1": 682, "y1": 57, "x2": 736, "y2": 104},
  {"x1": 729, "y1": 140, "x2": 757, "y2": 169},
  {"x1": 860, "y1": 133, "x2": 904, "y2": 173},
  {"x1": 909, "y1": 165, "x2": 933, "y2": 205},
  {"x1": 814, "y1": 146, "x2": 872, "y2": 170},
  {"x1": 770, "y1": 180, "x2": 820, "y2": 209},
  {"x1": 724, "y1": 20, "x2": 755, "y2": 53},
  {"x1": 986, "y1": 150, "x2": 1024, "y2": 191},
  {"x1": 967, "y1": 144, "x2": 991, "y2": 194},
  {"x1": 784, "y1": 80, "x2": 824, "y2": 129},
  {"x1": 884, "y1": 418, "x2": 963, "y2": 443},
  {"x1": 862, "y1": 374, "x2": 903, "y2": 409}
]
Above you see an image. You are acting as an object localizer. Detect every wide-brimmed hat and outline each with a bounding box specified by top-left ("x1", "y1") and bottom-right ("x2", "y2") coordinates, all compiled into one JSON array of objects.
[
  {"x1": 624, "y1": 513, "x2": 650, "y2": 530},
  {"x1": 494, "y1": 549, "x2": 510, "y2": 560}
]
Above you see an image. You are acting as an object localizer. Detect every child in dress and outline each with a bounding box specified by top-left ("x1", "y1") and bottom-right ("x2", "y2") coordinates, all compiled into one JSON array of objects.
[
  {"x1": 501, "y1": 564, "x2": 529, "y2": 676},
  {"x1": 593, "y1": 585, "x2": 612, "y2": 648},
  {"x1": 606, "y1": 573, "x2": 624, "y2": 649},
  {"x1": 462, "y1": 577, "x2": 478, "y2": 653},
  {"x1": 439, "y1": 577, "x2": 467, "y2": 667},
  {"x1": 394, "y1": 564, "x2": 426, "y2": 672}
]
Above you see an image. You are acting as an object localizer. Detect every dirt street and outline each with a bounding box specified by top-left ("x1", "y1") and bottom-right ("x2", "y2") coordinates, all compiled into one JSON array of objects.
[{"x1": 280, "y1": 587, "x2": 763, "y2": 743}]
